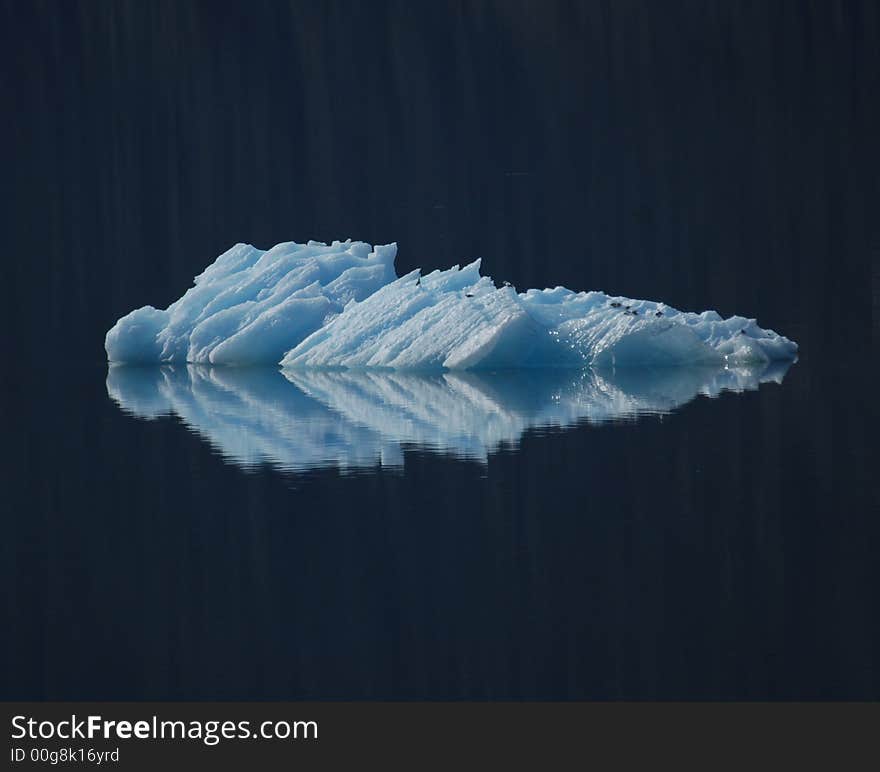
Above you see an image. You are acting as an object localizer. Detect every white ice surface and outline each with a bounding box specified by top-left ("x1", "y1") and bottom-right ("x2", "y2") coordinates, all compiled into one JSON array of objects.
[
  {"x1": 106, "y1": 240, "x2": 798, "y2": 368},
  {"x1": 105, "y1": 240, "x2": 397, "y2": 365}
]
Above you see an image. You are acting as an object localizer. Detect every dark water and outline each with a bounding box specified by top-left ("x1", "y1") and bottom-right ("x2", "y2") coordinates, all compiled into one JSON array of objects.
[
  {"x1": 2, "y1": 1, "x2": 878, "y2": 699},
  {"x1": 4, "y1": 357, "x2": 878, "y2": 700}
]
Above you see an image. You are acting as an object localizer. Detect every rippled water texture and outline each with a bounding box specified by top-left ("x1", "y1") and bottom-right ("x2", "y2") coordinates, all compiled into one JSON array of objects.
[
  {"x1": 6, "y1": 355, "x2": 877, "y2": 699},
  {"x1": 107, "y1": 362, "x2": 794, "y2": 472}
]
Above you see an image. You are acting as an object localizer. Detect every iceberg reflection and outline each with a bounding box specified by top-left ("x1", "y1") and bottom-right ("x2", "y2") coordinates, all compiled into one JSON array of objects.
[{"x1": 107, "y1": 362, "x2": 792, "y2": 472}]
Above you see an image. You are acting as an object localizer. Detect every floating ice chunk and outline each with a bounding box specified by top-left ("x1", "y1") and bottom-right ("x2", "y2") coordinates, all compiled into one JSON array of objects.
[
  {"x1": 281, "y1": 266, "x2": 797, "y2": 369},
  {"x1": 106, "y1": 240, "x2": 798, "y2": 367},
  {"x1": 105, "y1": 240, "x2": 397, "y2": 364},
  {"x1": 104, "y1": 305, "x2": 169, "y2": 364}
]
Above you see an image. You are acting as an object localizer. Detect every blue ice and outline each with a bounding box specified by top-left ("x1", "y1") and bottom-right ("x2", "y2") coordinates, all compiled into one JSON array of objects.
[{"x1": 106, "y1": 240, "x2": 798, "y2": 369}]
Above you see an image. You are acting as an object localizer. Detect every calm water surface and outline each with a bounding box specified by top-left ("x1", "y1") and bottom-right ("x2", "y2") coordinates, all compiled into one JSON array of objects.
[{"x1": 4, "y1": 354, "x2": 877, "y2": 699}]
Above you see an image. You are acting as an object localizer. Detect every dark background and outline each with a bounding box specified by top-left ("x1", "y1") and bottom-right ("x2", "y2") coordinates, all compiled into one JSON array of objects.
[
  {"x1": 2, "y1": 0, "x2": 878, "y2": 366},
  {"x1": 2, "y1": 0, "x2": 878, "y2": 700}
]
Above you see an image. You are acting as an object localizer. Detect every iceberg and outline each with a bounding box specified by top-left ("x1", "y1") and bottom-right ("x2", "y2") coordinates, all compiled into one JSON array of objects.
[
  {"x1": 105, "y1": 240, "x2": 798, "y2": 368},
  {"x1": 107, "y1": 362, "x2": 792, "y2": 473},
  {"x1": 105, "y1": 240, "x2": 397, "y2": 366}
]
